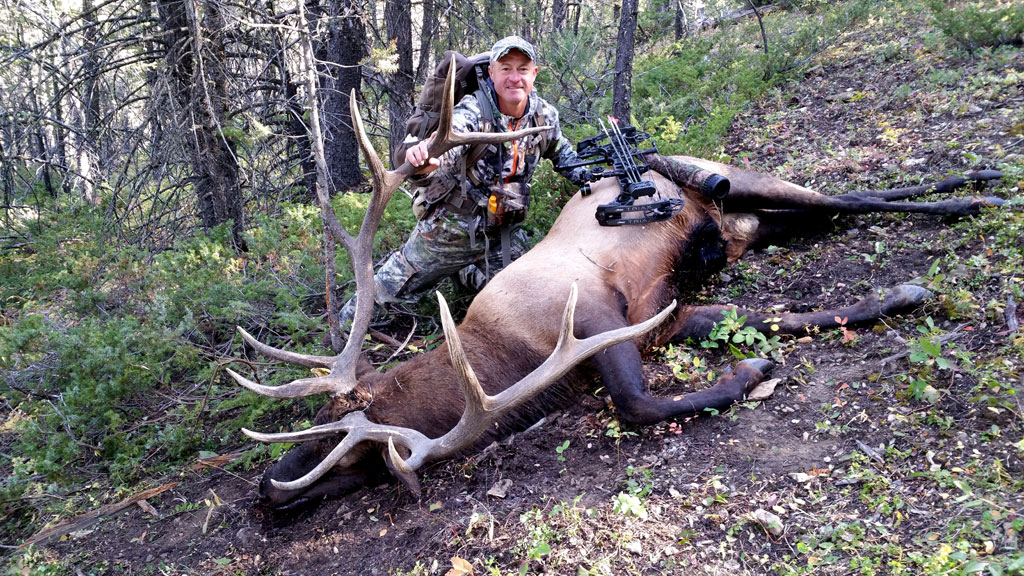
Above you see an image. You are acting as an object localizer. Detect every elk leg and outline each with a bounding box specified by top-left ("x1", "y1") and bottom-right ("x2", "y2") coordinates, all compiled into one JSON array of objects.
[
  {"x1": 580, "y1": 314, "x2": 771, "y2": 425},
  {"x1": 651, "y1": 154, "x2": 1002, "y2": 215},
  {"x1": 845, "y1": 170, "x2": 1002, "y2": 201},
  {"x1": 670, "y1": 284, "x2": 932, "y2": 342},
  {"x1": 590, "y1": 339, "x2": 772, "y2": 424},
  {"x1": 724, "y1": 174, "x2": 1004, "y2": 215}
]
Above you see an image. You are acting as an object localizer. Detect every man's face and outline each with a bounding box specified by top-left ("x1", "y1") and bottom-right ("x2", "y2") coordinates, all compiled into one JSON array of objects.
[{"x1": 488, "y1": 50, "x2": 539, "y2": 116}]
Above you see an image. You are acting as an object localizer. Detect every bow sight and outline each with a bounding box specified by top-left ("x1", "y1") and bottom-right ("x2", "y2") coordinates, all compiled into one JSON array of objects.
[{"x1": 559, "y1": 120, "x2": 729, "y2": 226}]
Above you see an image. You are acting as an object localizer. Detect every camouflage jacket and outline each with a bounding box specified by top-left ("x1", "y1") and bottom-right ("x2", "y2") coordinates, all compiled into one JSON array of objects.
[{"x1": 410, "y1": 86, "x2": 589, "y2": 220}]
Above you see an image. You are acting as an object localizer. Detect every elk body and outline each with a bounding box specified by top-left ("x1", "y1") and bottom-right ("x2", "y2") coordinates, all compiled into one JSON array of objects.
[{"x1": 231, "y1": 65, "x2": 1004, "y2": 511}]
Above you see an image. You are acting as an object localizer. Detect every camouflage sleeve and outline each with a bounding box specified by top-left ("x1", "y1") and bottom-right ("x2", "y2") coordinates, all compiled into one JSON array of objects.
[
  {"x1": 538, "y1": 101, "x2": 590, "y2": 187},
  {"x1": 408, "y1": 94, "x2": 480, "y2": 192}
]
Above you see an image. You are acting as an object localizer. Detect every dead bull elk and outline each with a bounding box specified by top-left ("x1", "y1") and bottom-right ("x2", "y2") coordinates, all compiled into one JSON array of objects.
[{"x1": 229, "y1": 63, "x2": 1004, "y2": 510}]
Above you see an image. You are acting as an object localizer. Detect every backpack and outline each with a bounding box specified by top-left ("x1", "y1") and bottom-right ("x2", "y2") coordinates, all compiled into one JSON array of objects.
[{"x1": 396, "y1": 51, "x2": 496, "y2": 164}]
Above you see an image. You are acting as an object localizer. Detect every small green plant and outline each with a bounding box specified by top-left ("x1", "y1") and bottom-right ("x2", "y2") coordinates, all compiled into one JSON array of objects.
[
  {"x1": 623, "y1": 465, "x2": 654, "y2": 499},
  {"x1": 554, "y1": 439, "x2": 570, "y2": 462},
  {"x1": 908, "y1": 318, "x2": 955, "y2": 371},
  {"x1": 517, "y1": 508, "x2": 554, "y2": 573},
  {"x1": 605, "y1": 419, "x2": 637, "y2": 443},
  {"x1": 701, "y1": 309, "x2": 784, "y2": 360},
  {"x1": 611, "y1": 491, "x2": 649, "y2": 520},
  {"x1": 6, "y1": 547, "x2": 71, "y2": 576}
]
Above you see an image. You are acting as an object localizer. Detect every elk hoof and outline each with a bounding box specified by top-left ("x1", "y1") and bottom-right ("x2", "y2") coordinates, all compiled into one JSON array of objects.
[
  {"x1": 967, "y1": 169, "x2": 1003, "y2": 184},
  {"x1": 883, "y1": 285, "x2": 933, "y2": 314},
  {"x1": 894, "y1": 284, "x2": 932, "y2": 300},
  {"x1": 737, "y1": 358, "x2": 773, "y2": 377}
]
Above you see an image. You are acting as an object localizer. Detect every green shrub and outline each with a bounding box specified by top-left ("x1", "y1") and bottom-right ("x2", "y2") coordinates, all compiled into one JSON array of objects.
[{"x1": 927, "y1": 1, "x2": 1024, "y2": 51}]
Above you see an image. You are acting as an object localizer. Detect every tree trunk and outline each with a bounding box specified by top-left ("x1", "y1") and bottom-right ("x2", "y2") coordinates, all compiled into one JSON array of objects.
[
  {"x1": 268, "y1": 1, "x2": 317, "y2": 200},
  {"x1": 157, "y1": 0, "x2": 246, "y2": 249},
  {"x1": 321, "y1": 0, "x2": 365, "y2": 194},
  {"x1": 486, "y1": 0, "x2": 504, "y2": 30},
  {"x1": 385, "y1": 0, "x2": 414, "y2": 168},
  {"x1": 192, "y1": 1, "x2": 245, "y2": 247},
  {"x1": 674, "y1": 0, "x2": 686, "y2": 41},
  {"x1": 51, "y1": 77, "x2": 70, "y2": 197},
  {"x1": 612, "y1": 0, "x2": 638, "y2": 123},
  {"x1": 415, "y1": 0, "x2": 436, "y2": 84},
  {"x1": 75, "y1": 0, "x2": 101, "y2": 205},
  {"x1": 26, "y1": 66, "x2": 56, "y2": 199},
  {"x1": 552, "y1": 0, "x2": 566, "y2": 32}
]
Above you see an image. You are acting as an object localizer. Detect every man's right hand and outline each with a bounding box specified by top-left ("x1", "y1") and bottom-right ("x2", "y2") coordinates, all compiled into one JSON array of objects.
[{"x1": 407, "y1": 135, "x2": 440, "y2": 175}]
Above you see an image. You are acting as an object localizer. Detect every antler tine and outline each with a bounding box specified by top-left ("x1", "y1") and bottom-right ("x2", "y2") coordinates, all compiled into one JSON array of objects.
[
  {"x1": 232, "y1": 328, "x2": 357, "y2": 399},
  {"x1": 488, "y1": 297, "x2": 677, "y2": 412},
  {"x1": 387, "y1": 436, "x2": 416, "y2": 475},
  {"x1": 437, "y1": 291, "x2": 490, "y2": 415},
  {"x1": 240, "y1": 417, "x2": 352, "y2": 443},
  {"x1": 236, "y1": 327, "x2": 334, "y2": 368},
  {"x1": 227, "y1": 368, "x2": 345, "y2": 399},
  {"x1": 266, "y1": 411, "x2": 433, "y2": 491},
  {"x1": 269, "y1": 423, "x2": 367, "y2": 491}
]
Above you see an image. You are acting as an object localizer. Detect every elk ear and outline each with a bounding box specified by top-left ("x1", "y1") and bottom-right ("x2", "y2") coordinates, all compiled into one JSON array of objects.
[
  {"x1": 381, "y1": 443, "x2": 422, "y2": 500},
  {"x1": 356, "y1": 354, "x2": 375, "y2": 379}
]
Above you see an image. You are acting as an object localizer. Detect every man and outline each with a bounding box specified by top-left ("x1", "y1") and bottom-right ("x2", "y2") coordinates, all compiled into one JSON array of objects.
[{"x1": 341, "y1": 35, "x2": 590, "y2": 327}]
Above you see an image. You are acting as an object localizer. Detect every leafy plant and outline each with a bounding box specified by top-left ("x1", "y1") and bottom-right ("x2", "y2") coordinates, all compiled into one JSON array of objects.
[
  {"x1": 555, "y1": 439, "x2": 570, "y2": 462},
  {"x1": 908, "y1": 317, "x2": 956, "y2": 371},
  {"x1": 927, "y1": 1, "x2": 1024, "y2": 51},
  {"x1": 701, "y1": 308, "x2": 784, "y2": 360},
  {"x1": 611, "y1": 492, "x2": 649, "y2": 520}
]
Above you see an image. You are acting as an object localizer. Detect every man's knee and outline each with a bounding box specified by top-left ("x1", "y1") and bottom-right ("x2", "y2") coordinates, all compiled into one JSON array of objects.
[{"x1": 375, "y1": 250, "x2": 419, "y2": 304}]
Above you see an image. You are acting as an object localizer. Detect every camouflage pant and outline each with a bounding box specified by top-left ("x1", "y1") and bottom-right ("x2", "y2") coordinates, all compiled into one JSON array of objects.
[
  {"x1": 375, "y1": 206, "x2": 529, "y2": 303},
  {"x1": 339, "y1": 206, "x2": 529, "y2": 326}
]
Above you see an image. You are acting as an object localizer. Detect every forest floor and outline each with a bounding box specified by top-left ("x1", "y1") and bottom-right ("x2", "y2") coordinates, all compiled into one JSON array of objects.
[{"x1": 9, "y1": 4, "x2": 1024, "y2": 576}]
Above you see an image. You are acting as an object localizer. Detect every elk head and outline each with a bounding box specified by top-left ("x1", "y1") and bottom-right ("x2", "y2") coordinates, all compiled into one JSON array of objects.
[{"x1": 229, "y1": 62, "x2": 675, "y2": 509}]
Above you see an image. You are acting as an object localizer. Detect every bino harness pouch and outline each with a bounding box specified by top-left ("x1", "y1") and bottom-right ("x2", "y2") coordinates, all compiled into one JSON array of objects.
[{"x1": 485, "y1": 180, "x2": 530, "y2": 228}]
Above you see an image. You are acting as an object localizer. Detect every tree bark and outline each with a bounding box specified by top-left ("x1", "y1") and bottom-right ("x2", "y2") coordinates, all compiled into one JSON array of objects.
[
  {"x1": 320, "y1": 0, "x2": 365, "y2": 194},
  {"x1": 385, "y1": 0, "x2": 414, "y2": 167},
  {"x1": 192, "y1": 1, "x2": 245, "y2": 247},
  {"x1": 157, "y1": 0, "x2": 246, "y2": 249},
  {"x1": 51, "y1": 77, "x2": 70, "y2": 197},
  {"x1": 26, "y1": 64, "x2": 56, "y2": 199},
  {"x1": 267, "y1": 1, "x2": 317, "y2": 201},
  {"x1": 612, "y1": 0, "x2": 638, "y2": 123},
  {"x1": 296, "y1": 0, "x2": 344, "y2": 350},
  {"x1": 415, "y1": 0, "x2": 436, "y2": 84},
  {"x1": 674, "y1": 0, "x2": 686, "y2": 41},
  {"x1": 75, "y1": 0, "x2": 101, "y2": 205},
  {"x1": 552, "y1": 0, "x2": 566, "y2": 32}
]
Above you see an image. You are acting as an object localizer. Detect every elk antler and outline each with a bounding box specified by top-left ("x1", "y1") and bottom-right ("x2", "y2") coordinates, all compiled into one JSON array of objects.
[
  {"x1": 229, "y1": 59, "x2": 552, "y2": 399},
  {"x1": 242, "y1": 284, "x2": 677, "y2": 494}
]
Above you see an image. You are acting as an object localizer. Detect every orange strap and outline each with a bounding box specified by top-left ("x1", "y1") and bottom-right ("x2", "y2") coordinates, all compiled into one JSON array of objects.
[{"x1": 505, "y1": 117, "x2": 524, "y2": 184}]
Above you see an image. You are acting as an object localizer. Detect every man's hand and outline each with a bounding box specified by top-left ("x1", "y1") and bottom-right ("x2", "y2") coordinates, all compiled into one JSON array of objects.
[{"x1": 406, "y1": 134, "x2": 440, "y2": 175}]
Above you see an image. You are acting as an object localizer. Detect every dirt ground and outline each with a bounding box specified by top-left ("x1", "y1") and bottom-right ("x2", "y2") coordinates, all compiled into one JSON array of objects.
[{"x1": 16, "y1": 5, "x2": 1024, "y2": 576}]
